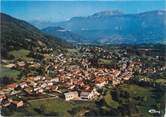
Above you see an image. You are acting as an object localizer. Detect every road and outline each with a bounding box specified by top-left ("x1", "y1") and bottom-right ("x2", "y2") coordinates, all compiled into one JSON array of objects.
[{"x1": 27, "y1": 93, "x2": 58, "y2": 102}]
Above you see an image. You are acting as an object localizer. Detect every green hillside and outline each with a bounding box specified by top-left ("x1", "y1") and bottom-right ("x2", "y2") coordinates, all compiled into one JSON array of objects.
[{"x1": 0, "y1": 13, "x2": 71, "y2": 59}]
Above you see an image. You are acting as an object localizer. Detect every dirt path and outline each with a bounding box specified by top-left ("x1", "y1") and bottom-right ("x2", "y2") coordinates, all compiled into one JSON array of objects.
[{"x1": 28, "y1": 95, "x2": 58, "y2": 102}]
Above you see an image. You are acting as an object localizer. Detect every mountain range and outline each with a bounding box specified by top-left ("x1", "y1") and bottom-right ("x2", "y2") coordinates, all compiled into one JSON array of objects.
[
  {"x1": 42, "y1": 26, "x2": 86, "y2": 43},
  {"x1": 39, "y1": 10, "x2": 166, "y2": 44}
]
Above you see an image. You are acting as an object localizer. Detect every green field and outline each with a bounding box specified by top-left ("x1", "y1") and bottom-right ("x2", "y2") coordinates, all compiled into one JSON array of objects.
[
  {"x1": 155, "y1": 79, "x2": 166, "y2": 86},
  {"x1": 66, "y1": 48, "x2": 81, "y2": 57},
  {"x1": 98, "y1": 84, "x2": 165, "y2": 117},
  {"x1": 119, "y1": 84, "x2": 154, "y2": 97},
  {"x1": 119, "y1": 84, "x2": 164, "y2": 116},
  {"x1": 0, "y1": 67, "x2": 20, "y2": 78},
  {"x1": 99, "y1": 59, "x2": 112, "y2": 65},
  {"x1": 10, "y1": 98, "x2": 96, "y2": 116},
  {"x1": 9, "y1": 49, "x2": 32, "y2": 60},
  {"x1": 103, "y1": 91, "x2": 119, "y2": 109}
]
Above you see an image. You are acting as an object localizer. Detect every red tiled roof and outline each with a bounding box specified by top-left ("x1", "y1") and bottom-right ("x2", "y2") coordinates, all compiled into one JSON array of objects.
[
  {"x1": 95, "y1": 77, "x2": 106, "y2": 84},
  {"x1": 7, "y1": 83, "x2": 17, "y2": 89}
]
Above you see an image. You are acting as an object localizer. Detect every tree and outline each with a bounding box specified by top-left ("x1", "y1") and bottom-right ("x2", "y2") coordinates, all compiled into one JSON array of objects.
[
  {"x1": 0, "y1": 77, "x2": 15, "y2": 86},
  {"x1": 1, "y1": 107, "x2": 14, "y2": 116},
  {"x1": 33, "y1": 104, "x2": 46, "y2": 114}
]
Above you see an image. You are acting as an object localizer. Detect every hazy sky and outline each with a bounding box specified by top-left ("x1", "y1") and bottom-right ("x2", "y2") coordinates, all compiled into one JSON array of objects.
[{"x1": 1, "y1": 1, "x2": 165, "y2": 22}]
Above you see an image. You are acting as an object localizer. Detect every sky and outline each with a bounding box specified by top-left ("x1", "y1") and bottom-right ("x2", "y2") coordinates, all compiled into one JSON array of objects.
[{"x1": 1, "y1": 1, "x2": 165, "y2": 22}]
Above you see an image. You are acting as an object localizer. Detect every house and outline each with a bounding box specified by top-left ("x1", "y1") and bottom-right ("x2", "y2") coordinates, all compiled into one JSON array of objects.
[
  {"x1": 80, "y1": 88, "x2": 99, "y2": 100},
  {"x1": 7, "y1": 83, "x2": 18, "y2": 90},
  {"x1": 11, "y1": 100, "x2": 24, "y2": 108},
  {"x1": 89, "y1": 88, "x2": 100, "y2": 99},
  {"x1": 95, "y1": 77, "x2": 108, "y2": 88},
  {"x1": 41, "y1": 77, "x2": 46, "y2": 80},
  {"x1": 34, "y1": 87, "x2": 40, "y2": 92},
  {"x1": 51, "y1": 78, "x2": 60, "y2": 83},
  {"x1": 107, "y1": 76, "x2": 113, "y2": 81},
  {"x1": 113, "y1": 70, "x2": 121, "y2": 77},
  {"x1": 1, "y1": 59, "x2": 8, "y2": 64},
  {"x1": 45, "y1": 86, "x2": 52, "y2": 90},
  {"x1": 123, "y1": 75, "x2": 131, "y2": 80},
  {"x1": 29, "y1": 63, "x2": 40, "y2": 68},
  {"x1": 19, "y1": 82, "x2": 28, "y2": 89},
  {"x1": 41, "y1": 83, "x2": 47, "y2": 88},
  {"x1": 69, "y1": 85, "x2": 75, "y2": 90},
  {"x1": 34, "y1": 76, "x2": 41, "y2": 81},
  {"x1": 1, "y1": 99, "x2": 11, "y2": 107},
  {"x1": 31, "y1": 82, "x2": 38, "y2": 87},
  {"x1": 0, "y1": 91, "x2": 5, "y2": 95},
  {"x1": 47, "y1": 82, "x2": 53, "y2": 86},
  {"x1": 17, "y1": 61, "x2": 25, "y2": 67},
  {"x1": 83, "y1": 85, "x2": 91, "y2": 91},
  {"x1": 112, "y1": 79, "x2": 120, "y2": 86},
  {"x1": 38, "y1": 89, "x2": 44, "y2": 93},
  {"x1": 24, "y1": 87, "x2": 33, "y2": 95},
  {"x1": 64, "y1": 91, "x2": 79, "y2": 101},
  {"x1": 80, "y1": 92, "x2": 90, "y2": 100},
  {"x1": 0, "y1": 95, "x2": 6, "y2": 103}
]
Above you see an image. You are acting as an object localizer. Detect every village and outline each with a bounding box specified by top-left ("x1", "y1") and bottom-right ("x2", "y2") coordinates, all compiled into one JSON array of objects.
[{"x1": 0, "y1": 45, "x2": 166, "y2": 110}]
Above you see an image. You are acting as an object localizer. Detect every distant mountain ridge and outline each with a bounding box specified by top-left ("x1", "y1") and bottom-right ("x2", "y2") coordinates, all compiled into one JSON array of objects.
[
  {"x1": 41, "y1": 10, "x2": 166, "y2": 44},
  {"x1": 30, "y1": 20, "x2": 56, "y2": 29},
  {"x1": 42, "y1": 26, "x2": 87, "y2": 43},
  {"x1": 91, "y1": 10, "x2": 123, "y2": 17}
]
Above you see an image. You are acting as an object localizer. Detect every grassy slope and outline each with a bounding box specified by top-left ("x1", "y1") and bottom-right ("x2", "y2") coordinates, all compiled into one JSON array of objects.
[
  {"x1": 12, "y1": 98, "x2": 96, "y2": 116},
  {"x1": 1, "y1": 13, "x2": 71, "y2": 59},
  {"x1": 119, "y1": 84, "x2": 164, "y2": 116},
  {"x1": 0, "y1": 67, "x2": 20, "y2": 79},
  {"x1": 103, "y1": 91, "x2": 119, "y2": 109},
  {"x1": 8, "y1": 49, "x2": 32, "y2": 60}
]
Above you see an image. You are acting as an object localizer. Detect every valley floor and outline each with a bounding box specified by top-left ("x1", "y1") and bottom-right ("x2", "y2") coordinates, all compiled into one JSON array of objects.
[{"x1": 0, "y1": 44, "x2": 166, "y2": 117}]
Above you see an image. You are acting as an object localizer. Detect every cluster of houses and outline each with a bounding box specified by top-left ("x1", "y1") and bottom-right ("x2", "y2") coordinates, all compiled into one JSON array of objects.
[
  {"x1": 1, "y1": 46, "x2": 165, "y2": 109},
  {"x1": 0, "y1": 58, "x2": 137, "y2": 109},
  {"x1": 0, "y1": 85, "x2": 24, "y2": 109}
]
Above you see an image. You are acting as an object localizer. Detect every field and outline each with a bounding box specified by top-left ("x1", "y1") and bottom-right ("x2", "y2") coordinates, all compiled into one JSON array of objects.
[
  {"x1": 103, "y1": 91, "x2": 120, "y2": 109},
  {"x1": 99, "y1": 59, "x2": 112, "y2": 65},
  {"x1": 8, "y1": 49, "x2": 32, "y2": 60},
  {"x1": 118, "y1": 84, "x2": 164, "y2": 116},
  {"x1": 0, "y1": 67, "x2": 20, "y2": 79},
  {"x1": 155, "y1": 79, "x2": 166, "y2": 86},
  {"x1": 93, "y1": 84, "x2": 165, "y2": 117},
  {"x1": 10, "y1": 98, "x2": 96, "y2": 116},
  {"x1": 119, "y1": 84, "x2": 154, "y2": 97}
]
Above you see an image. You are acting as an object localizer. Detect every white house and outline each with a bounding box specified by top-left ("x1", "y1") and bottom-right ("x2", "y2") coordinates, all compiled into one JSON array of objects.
[
  {"x1": 34, "y1": 76, "x2": 41, "y2": 81},
  {"x1": 38, "y1": 89, "x2": 44, "y2": 93},
  {"x1": 80, "y1": 88, "x2": 100, "y2": 100},
  {"x1": 41, "y1": 83, "x2": 47, "y2": 88},
  {"x1": 80, "y1": 92, "x2": 90, "y2": 100},
  {"x1": 17, "y1": 61, "x2": 25, "y2": 67},
  {"x1": 96, "y1": 81, "x2": 108, "y2": 88},
  {"x1": 19, "y1": 82, "x2": 28, "y2": 89},
  {"x1": 47, "y1": 82, "x2": 53, "y2": 86},
  {"x1": 51, "y1": 78, "x2": 59, "y2": 83},
  {"x1": 64, "y1": 91, "x2": 79, "y2": 101}
]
